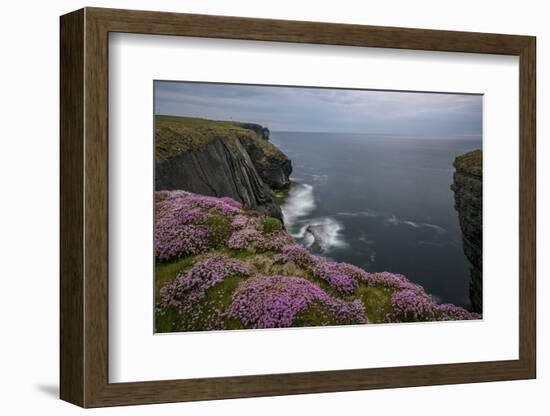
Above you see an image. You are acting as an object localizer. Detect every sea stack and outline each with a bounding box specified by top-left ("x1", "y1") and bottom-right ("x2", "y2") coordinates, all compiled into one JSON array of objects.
[{"x1": 451, "y1": 149, "x2": 482, "y2": 313}]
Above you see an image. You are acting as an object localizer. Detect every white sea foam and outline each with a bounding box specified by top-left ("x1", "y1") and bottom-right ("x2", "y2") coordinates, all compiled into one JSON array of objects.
[
  {"x1": 385, "y1": 215, "x2": 421, "y2": 228},
  {"x1": 311, "y1": 174, "x2": 329, "y2": 183},
  {"x1": 335, "y1": 210, "x2": 378, "y2": 218},
  {"x1": 303, "y1": 231, "x2": 315, "y2": 247},
  {"x1": 303, "y1": 217, "x2": 348, "y2": 252},
  {"x1": 385, "y1": 215, "x2": 447, "y2": 234},
  {"x1": 421, "y1": 223, "x2": 448, "y2": 234},
  {"x1": 402, "y1": 220, "x2": 421, "y2": 228},
  {"x1": 386, "y1": 215, "x2": 399, "y2": 226},
  {"x1": 281, "y1": 183, "x2": 316, "y2": 228},
  {"x1": 282, "y1": 183, "x2": 347, "y2": 252}
]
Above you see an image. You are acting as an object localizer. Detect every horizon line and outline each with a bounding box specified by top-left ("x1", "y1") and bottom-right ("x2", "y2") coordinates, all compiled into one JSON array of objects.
[{"x1": 154, "y1": 113, "x2": 482, "y2": 138}]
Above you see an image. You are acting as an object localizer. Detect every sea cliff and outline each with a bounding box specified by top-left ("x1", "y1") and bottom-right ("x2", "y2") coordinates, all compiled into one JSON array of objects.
[
  {"x1": 154, "y1": 119, "x2": 482, "y2": 330},
  {"x1": 155, "y1": 190, "x2": 480, "y2": 332},
  {"x1": 451, "y1": 149, "x2": 482, "y2": 313},
  {"x1": 155, "y1": 115, "x2": 291, "y2": 220}
]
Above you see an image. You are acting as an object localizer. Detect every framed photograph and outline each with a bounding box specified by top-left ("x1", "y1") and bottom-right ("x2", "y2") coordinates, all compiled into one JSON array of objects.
[{"x1": 60, "y1": 7, "x2": 536, "y2": 407}]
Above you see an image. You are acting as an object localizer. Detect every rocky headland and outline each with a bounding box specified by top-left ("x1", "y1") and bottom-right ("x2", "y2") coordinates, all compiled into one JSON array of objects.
[
  {"x1": 154, "y1": 117, "x2": 481, "y2": 331},
  {"x1": 451, "y1": 149, "x2": 482, "y2": 313},
  {"x1": 155, "y1": 116, "x2": 291, "y2": 220}
]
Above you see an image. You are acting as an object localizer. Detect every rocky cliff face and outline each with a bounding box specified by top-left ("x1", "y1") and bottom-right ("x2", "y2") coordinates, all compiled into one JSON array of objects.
[
  {"x1": 238, "y1": 135, "x2": 292, "y2": 190},
  {"x1": 236, "y1": 122, "x2": 270, "y2": 140},
  {"x1": 155, "y1": 116, "x2": 291, "y2": 220},
  {"x1": 451, "y1": 150, "x2": 482, "y2": 313}
]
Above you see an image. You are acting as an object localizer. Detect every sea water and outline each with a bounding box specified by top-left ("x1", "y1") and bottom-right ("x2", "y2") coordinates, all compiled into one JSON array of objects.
[{"x1": 272, "y1": 132, "x2": 482, "y2": 309}]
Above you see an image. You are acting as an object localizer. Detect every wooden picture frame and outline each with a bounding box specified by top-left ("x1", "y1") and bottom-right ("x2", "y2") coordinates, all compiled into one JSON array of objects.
[{"x1": 60, "y1": 7, "x2": 536, "y2": 408}]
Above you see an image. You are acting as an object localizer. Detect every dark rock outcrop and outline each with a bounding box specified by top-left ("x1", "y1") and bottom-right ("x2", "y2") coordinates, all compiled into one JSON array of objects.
[
  {"x1": 451, "y1": 149, "x2": 482, "y2": 313},
  {"x1": 238, "y1": 136, "x2": 292, "y2": 190},
  {"x1": 236, "y1": 122, "x2": 270, "y2": 140},
  {"x1": 155, "y1": 116, "x2": 291, "y2": 220}
]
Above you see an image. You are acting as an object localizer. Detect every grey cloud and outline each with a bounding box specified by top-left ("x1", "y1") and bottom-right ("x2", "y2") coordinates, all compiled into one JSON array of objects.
[{"x1": 154, "y1": 81, "x2": 482, "y2": 136}]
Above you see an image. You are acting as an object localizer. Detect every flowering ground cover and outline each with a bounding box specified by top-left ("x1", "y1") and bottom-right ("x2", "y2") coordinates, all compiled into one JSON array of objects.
[{"x1": 155, "y1": 190, "x2": 480, "y2": 332}]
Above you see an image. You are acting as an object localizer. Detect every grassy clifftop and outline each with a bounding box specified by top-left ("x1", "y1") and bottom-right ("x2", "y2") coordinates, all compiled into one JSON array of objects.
[
  {"x1": 155, "y1": 115, "x2": 284, "y2": 163},
  {"x1": 453, "y1": 149, "x2": 482, "y2": 178},
  {"x1": 155, "y1": 190, "x2": 480, "y2": 333}
]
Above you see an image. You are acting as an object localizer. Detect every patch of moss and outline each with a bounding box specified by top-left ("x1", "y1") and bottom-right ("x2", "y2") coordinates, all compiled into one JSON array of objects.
[
  {"x1": 273, "y1": 189, "x2": 290, "y2": 204},
  {"x1": 206, "y1": 276, "x2": 246, "y2": 330},
  {"x1": 155, "y1": 306, "x2": 184, "y2": 333},
  {"x1": 206, "y1": 216, "x2": 231, "y2": 247},
  {"x1": 154, "y1": 255, "x2": 199, "y2": 333},
  {"x1": 293, "y1": 303, "x2": 334, "y2": 327},
  {"x1": 357, "y1": 284, "x2": 394, "y2": 323},
  {"x1": 273, "y1": 181, "x2": 295, "y2": 203},
  {"x1": 217, "y1": 247, "x2": 256, "y2": 260},
  {"x1": 293, "y1": 301, "x2": 363, "y2": 327},
  {"x1": 261, "y1": 216, "x2": 282, "y2": 234},
  {"x1": 155, "y1": 255, "x2": 197, "y2": 303}
]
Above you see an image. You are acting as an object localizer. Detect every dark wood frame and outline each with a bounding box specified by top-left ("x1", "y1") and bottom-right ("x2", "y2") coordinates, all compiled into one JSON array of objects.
[{"x1": 60, "y1": 7, "x2": 536, "y2": 408}]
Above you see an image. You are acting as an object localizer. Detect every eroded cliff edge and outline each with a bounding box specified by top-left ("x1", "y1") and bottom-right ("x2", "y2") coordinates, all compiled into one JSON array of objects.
[
  {"x1": 155, "y1": 116, "x2": 291, "y2": 220},
  {"x1": 451, "y1": 149, "x2": 482, "y2": 313}
]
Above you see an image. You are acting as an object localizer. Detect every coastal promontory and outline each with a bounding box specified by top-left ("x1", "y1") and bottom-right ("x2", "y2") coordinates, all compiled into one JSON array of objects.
[{"x1": 155, "y1": 116, "x2": 291, "y2": 220}]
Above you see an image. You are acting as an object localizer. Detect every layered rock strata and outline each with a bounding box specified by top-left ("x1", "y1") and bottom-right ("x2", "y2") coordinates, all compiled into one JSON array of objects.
[
  {"x1": 155, "y1": 116, "x2": 291, "y2": 220},
  {"x1": 451, "y1": 149, "x2": 482, "y2": 313}
]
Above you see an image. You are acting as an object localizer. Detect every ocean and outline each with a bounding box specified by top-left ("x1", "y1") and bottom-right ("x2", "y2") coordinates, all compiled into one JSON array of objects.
[{"x1": 271, "y1": 131, "x2": 482, "y2": 309}]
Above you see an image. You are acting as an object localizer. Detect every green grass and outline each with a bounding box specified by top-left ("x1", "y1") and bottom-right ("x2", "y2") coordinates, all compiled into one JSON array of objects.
[
  {"x1": 154, "y1": 252, "x2": 397, "y2": 331},
  {"x1": 154, "y1": 255, "x2": 198, "y2": 333},
  {"x1": 155, "y1": 256, "x2": 197, "y2": 303},
  {"x1": 155, "y1": 306, "x2": 185, "y2": 333},
  {"x1": 206, "y1": 216, "x2": 231, "y2": 247},
  {"x1": 273, "y1": 188, "x2": 290, "y2": 202},
  {"x1": 217, "y1": 247, "x2": 256, "y2": 260},
  {"x1": 155, "y1": 115, "x2": 284, "y2": 162},
  {"x1": 154, "y1": 250, "x2": 250, "y2": 333},
  {"x1": 272, "y1": 181, "x2": 295, "y2": 203},
  {"x1": 154, "y1": 246, "x2": 396, "y2": 331},
  {"x1": 293, "y1": 303, "x2": 335, "y2": 327},
  {"x1": 154, "y1": 249, "x2": 251, "y2": 302},
  {"x1": 357, "y1": 284, "x2": 394, "y2": 323},
  {"x1": 294, "y1": 301, "x2": 364, "y2": 327},
  {"x1": 204, "y1": 276, "x2": 245, "y2": 330},
  {"x1": 155, "y1": 115, "x2": 258, "y2": 162},
  {"x1": 261, "y1": 216, "x2": 282, "y2": 234},
  {"x1": 156, "y1": 115, "x2": 236, "y2": 130},
  {"x1": 454, "y1": 149, "x2": 482, "y2": 177},
  {"x1": 273, "y1": 189, "x2": 287, "y2": 198},
  {"x1": 155, "y1": 273, "x2": 246, "y2": 333}
]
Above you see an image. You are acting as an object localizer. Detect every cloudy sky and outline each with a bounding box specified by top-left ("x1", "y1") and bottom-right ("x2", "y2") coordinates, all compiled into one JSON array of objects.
[{"x1": 154, "y1": 81, "x2": 482, "y2": 136}]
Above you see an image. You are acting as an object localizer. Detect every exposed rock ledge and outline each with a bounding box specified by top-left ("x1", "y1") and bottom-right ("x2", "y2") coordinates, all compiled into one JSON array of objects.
[
  {"x1": 451, "y1": 149, "x2": 482, "y2": 313},
  {"x1": 235, "y1": 122, "x2": 270, "y2": 140},
  {"x1": 155, "y1": 116, "x2": 291, "y2": 220}
]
